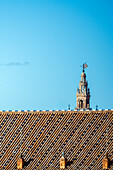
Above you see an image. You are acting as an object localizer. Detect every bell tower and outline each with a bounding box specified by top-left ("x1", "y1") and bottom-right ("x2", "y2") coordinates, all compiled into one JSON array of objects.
[{"x1": 76, "y1": 63, "x2": 91, "y2": 110}]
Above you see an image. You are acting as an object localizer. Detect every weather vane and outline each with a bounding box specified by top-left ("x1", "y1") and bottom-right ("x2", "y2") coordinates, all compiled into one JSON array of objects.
[{"x1": 81, "y1": 62, "x2": 88, "y2": 72}]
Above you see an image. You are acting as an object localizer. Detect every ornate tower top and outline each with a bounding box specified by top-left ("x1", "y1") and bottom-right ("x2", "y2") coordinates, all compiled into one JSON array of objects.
[
  {"x1": 76, "y1": 63, "x2": 91, "y2": 110},
  {"x1": 82, "y1": 62, "x2": 88, "y2": 72}
]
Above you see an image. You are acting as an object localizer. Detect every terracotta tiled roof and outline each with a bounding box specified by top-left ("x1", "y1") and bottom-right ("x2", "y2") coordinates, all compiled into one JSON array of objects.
[{"x1": 1, "y1": 110, "x2": 113, "y2": 169}]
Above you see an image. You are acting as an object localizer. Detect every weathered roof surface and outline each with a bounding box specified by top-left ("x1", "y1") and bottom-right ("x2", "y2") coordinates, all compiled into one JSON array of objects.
[{"x1": 1, "y1": 110, "x2": 113, "y2": 170}]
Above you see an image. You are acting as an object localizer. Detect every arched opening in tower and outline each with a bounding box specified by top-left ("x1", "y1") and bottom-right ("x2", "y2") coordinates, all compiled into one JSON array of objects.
[{"x1": 79, "y1": 100, "x2": 83, "y2": 108}]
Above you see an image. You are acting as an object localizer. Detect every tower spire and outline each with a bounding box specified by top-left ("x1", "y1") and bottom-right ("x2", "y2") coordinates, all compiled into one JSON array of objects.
[{"x1": 76, "y1": 63, "x2": 91, "y2": 110}]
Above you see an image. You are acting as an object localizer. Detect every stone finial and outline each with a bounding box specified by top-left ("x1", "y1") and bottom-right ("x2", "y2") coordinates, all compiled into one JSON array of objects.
[
  {"x1": 60, "y1": 152, "x2": 67, "y2": 169},
  {"x1": 17, "y1": 154, "x2": 24, "y2": 169},
  {"x1": 103, "y1": 152, "x2": 108, "y2": 169}
]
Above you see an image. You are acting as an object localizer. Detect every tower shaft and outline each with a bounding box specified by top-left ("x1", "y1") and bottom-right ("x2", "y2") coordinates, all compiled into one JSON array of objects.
[{"x1": 76, "y1": 66, "x2": 91, "y2": 109}]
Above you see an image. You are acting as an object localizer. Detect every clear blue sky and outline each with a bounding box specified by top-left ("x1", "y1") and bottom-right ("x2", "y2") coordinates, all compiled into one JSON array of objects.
[{"x1": 0, "y1": 0, "x2": 113, "y2": 110}]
